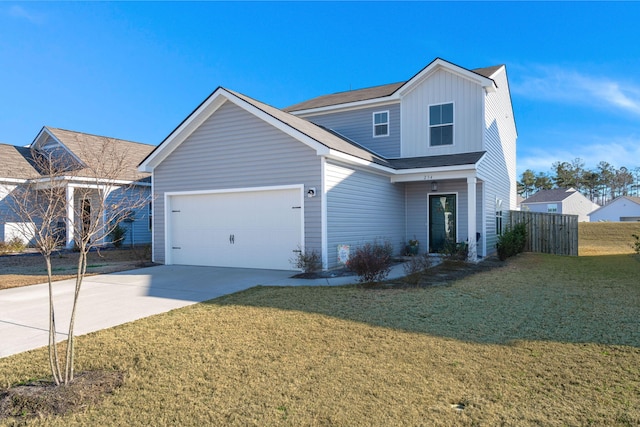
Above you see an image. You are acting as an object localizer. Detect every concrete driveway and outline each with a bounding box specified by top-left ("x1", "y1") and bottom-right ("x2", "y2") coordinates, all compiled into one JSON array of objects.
[
  {"x1": 1, "y1": 262, "x2": 408, "y2": 358},
  {"x1": 0, "y1": 265, "x2": 292, "y2": 358}
]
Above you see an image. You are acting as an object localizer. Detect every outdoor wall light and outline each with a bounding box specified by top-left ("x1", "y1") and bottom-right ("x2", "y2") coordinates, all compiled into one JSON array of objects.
[
  {"x1": 431, "y1": 181, "x2": 438, "y2": 191},
  {"x1": 307, "y1": 187, "x2": 316, "y2": 198}
]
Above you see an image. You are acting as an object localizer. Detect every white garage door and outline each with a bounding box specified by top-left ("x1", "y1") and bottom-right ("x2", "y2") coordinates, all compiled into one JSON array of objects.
[{"x1": 168, "y1": 187, "x2": 302, "y2": 270}]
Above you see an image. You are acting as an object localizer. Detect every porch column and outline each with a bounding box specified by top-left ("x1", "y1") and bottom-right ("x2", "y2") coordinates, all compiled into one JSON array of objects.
[
  {"x1": 66, "y1": 185, "x2": 75, "y2": 248},
  {"x1": 467, "y1": 176, "x2": 477, "y2": 262}
]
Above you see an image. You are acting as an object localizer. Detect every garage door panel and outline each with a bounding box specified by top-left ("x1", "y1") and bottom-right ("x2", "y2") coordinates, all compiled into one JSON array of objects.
[{"x1": 168, "y1": 188, "x2": 302, "y2": 270}]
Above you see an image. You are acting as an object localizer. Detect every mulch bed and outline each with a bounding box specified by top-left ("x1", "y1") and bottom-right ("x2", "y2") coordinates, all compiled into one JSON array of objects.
[{"x1": 0, "y1": 370, "x2": 124, "y2": 421}]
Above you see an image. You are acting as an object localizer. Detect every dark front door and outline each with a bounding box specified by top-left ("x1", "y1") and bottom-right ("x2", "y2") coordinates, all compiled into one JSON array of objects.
[{"x1": 429, "y1": 194, "x2": 456, "y2": 252}]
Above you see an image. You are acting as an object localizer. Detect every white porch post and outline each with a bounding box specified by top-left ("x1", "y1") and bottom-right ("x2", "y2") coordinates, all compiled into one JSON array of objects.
[
  {"x1": 66, "y1": 185, "x2": 75, "y2": 248},
  {"x1": 467, "y1": 176, "x2": 477, "y2": 262}
]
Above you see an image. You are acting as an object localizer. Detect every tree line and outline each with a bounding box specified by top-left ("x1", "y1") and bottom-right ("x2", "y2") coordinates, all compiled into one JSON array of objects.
[{"x1": 518, "y1": 158, "x2": 640, "y2": 205}]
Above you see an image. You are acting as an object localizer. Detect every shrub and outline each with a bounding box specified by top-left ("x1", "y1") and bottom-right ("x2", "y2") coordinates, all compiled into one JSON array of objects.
[
  {"x1": 0, "y1": 237, "x2": 26, "y2": 254},
  {"x1": 632, "y1": 234, "x2": 640, "y2": 255},
  {"x1": 402, "y1": 253, "x2": 433, "y2": 285},
  {"x1": 290, "y1": 246, "x2": 321, "y2": 273},
  {"x1": 346, "y1": 240, "x2": 393, "y2": 283},
  {"x1": 442, "y1": 240, "x2": 469, "y2": 261},
  {"x1": 496, "y1": 222, "x2": 527, "y2": 261},
  {"x1": 109, "y1": 224, "x2": 127, "y2": 248}
]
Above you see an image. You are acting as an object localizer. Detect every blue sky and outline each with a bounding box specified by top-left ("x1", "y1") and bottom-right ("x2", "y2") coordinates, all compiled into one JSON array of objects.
[{"x1": 1, "y1": 1, "x2": 639, "y2": 177}]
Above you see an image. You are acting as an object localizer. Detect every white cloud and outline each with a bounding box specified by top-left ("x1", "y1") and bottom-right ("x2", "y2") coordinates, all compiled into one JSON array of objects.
[
  {"x1": 517, "y1": 134, "x2": 640, "y2": 176},
  {"x1": 512, "y1": 65, "x2": 640, "y2": 117},
  {"x1": 6, "y1": 5, "x2": 44, "y2": 24}
]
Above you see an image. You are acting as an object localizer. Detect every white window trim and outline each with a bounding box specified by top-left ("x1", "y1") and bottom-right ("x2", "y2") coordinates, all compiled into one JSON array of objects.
[
  {"x1": 372, "y1": 110, "x2": 389, "y2": 138},
  {"x1": 428, "y1": 102, "x2": 454, "y2": 147}
]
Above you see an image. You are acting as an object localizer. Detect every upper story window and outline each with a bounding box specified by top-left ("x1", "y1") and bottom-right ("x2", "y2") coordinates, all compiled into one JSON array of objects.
[
  {"x1": 429, "y1": 103, "x2": 453, "y2": 146},
  {"x1": 373, "y1": 111, "x2": 389, "y2": 137}
]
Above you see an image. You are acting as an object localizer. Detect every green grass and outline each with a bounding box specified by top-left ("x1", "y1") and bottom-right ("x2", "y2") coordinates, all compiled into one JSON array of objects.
[{"x1": 1, "y1": 253, "x2": 639, "y2": 426}]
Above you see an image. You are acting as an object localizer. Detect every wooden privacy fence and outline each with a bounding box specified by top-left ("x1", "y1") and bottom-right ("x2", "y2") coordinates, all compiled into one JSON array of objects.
[{"x1": 507, "y1": 211, "x2": 579, "y2": 256}]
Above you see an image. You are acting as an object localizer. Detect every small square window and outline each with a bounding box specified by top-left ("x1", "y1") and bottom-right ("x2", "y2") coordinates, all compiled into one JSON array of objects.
[{"x1": 373, "y1": 111, "x2": 389, "y2": 137}]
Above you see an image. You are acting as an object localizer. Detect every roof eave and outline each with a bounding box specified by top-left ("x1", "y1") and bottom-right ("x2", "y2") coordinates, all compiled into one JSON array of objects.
[
  {"x1": 397, "y1": 58, "x2": 497, "y2": 97},
  {"x1": 289, "y1": 95, "x2": 401, "y2": 117}
]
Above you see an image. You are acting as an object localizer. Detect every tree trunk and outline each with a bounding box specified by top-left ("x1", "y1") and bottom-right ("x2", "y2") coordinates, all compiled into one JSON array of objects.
[
  {"x1": 45, "y1": 255, "x2": 62, "y2": 386},
  {"x1": 64, "y1": 248, "x2": 88, "y2": 383}
]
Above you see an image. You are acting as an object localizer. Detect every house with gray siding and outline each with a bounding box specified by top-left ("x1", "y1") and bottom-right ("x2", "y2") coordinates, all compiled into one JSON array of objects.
[
  {"x1": 139, "y1": 58, "x2": 517, "y2": 270},
  {"x1": 521, "y1": 188, "x2": 599, "y2": 222},
  {"x1": 0, "y1": 127, "x2": 153, "y2": 247}
]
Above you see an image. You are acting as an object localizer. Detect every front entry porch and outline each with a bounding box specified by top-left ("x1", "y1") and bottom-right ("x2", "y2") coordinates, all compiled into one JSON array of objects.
[{"x1": 394, "y1": 173, "x2": 483, "y2": 261}]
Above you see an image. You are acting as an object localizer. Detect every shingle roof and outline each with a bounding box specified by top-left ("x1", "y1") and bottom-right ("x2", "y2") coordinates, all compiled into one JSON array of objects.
[
  {"x1": 227, "y1": 89, "x2": 390, "y2": 166},
  {"x1": 522, "y1": 188, "x2": 577, "y2": 203},
  {"x1": 227, "y1": 89, "x2": 483, "y2": 171},
  {"x1": 387, "y1": 152, "x2": 486, "y2": 170},
  {"x1": 45, "y1": 127, "x2": 154, "y2": 182},
  {"x1": 283, "y1": 63, "x2": 503, "y2": 112},
  {"x1": 0, "y1": 144, "x2": 39, "y2": 180},
  {"x1": 283, "y1": 82, "x2": 404, "y2": 112}
]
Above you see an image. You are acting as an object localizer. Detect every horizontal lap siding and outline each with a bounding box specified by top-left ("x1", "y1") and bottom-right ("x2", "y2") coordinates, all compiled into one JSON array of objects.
[
  {"x1": 325, "y1": 161, "x2": 404, "y2": 269},
  {"x1": 153, "y1": 101, "x2": 322, "y2": 264},
  {"x1": 0, "y1": 185, "x2": 18, "y2": 241},
  {"x1": 478, "y1": 67, "x2": 517, "y2": 255},
  {"x1": 304, "y1": 104, "x2": 401, "y2": 158},
  {"x1": 106, "y1": 186, "x2": 152, "y2": 245},
  {"x1": 405, "y1": 180, "x2": 472, "y2": 253}
]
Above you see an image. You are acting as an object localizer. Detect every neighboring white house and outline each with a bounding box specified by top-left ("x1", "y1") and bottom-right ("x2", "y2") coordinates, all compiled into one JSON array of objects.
[
  {"x1": 521, "y1": 188, "x2": 599, "y2": 222},
  {"x1": 0, "y1": 127, "x2": 154, "y2": 247},
  {"x1": 139, "y1": 58, "x2": 518, "y2": 270},
  {"x1": 589, "y1": 196, "x2": 640, "y2": 222}
]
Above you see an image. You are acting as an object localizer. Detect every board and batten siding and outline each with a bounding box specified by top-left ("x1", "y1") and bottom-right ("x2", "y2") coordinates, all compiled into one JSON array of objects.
[
  {"x1": 152, "y1": 101, "x2": 322, "y2": 264},
  {"x1": 477, "y1": 66, "x2": 517, "y2": 255},
  {"x1": 325, "y1": 160, "x2": 405, "y2": 269},
  {"x1": 401, "y1": 69, "x2": 484, "y2": 158},
  {"x1": 303, "y1": 104, "x2": 401, "y2": 158}
]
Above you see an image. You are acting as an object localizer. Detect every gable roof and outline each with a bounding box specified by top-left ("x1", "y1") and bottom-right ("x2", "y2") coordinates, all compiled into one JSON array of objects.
[
  {"x1": 588, "y1": 195, "x2": 640, "y2": 216},
  {"x1": 522, "y1": 188, "x2": 580, "y2": 204},
  {"x1": 35, "y1": 127, "x2": 154, "y2": 182},
  {"x1": 284, "y1": 58, "x2": 500, "y2": 113},
  {"x1": 140, "y1": 86, "x2": 486, "y2": 174},
  {"x1": 0, "y1": 144, "x2": 40, "y2": 180}
]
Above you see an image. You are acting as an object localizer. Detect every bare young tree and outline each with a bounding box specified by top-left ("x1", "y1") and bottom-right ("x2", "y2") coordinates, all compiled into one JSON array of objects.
[
  {"x1": 4, "y1": 151, "x2": 68, "y2": 385},
  {"x1": 4, "y1": 137, "x2": 150, "y2": 385}
]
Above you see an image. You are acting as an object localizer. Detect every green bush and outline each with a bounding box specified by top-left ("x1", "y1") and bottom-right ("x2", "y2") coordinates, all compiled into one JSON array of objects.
[
  {"x1": 496, "y1": 223, "x2": 527, "y2": 261},
  {"x1": 346, "y1": 240, "x2": 394, "y2": 283},
  {"x1": 109, "y1": 224, "x2": 127, "y2": 248}
]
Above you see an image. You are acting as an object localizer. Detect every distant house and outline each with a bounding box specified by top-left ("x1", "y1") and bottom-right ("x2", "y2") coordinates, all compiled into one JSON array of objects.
[
  {"x1": 588, "y1": 196, "x2": 640, "y2": 222},
  {"x1": 0, "y1": 127, "x2": 154, "y2": 247},
  {"x1": 521, "y1": 188, "x2": 599, "y2": 222},
  {"x1": 139, "y1": 57, "x2": 517, "y2": 270}
]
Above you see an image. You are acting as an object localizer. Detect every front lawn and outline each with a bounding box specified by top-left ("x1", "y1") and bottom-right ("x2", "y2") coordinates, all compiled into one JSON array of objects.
[{"x1": 1, "y1": 253, "x2": 639, "y2": 426}]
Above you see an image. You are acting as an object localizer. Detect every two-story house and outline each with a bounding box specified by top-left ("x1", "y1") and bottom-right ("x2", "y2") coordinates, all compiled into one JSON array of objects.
[{"x1": 139, "y1": 58, "x2": 517, "y2": 270}]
